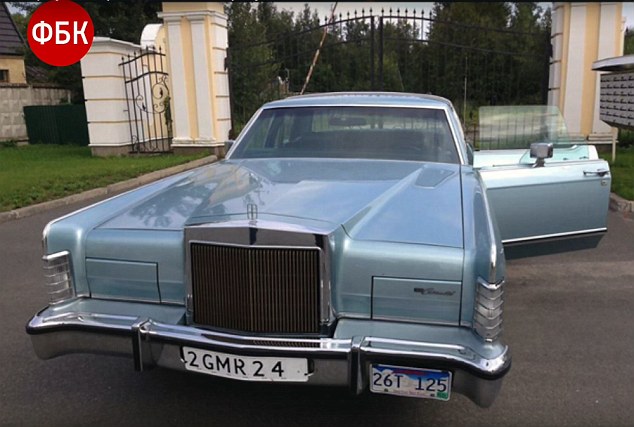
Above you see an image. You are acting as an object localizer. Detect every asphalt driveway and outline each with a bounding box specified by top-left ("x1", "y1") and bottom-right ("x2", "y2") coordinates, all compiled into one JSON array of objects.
[{"x1": 1, "y1": 195, "x2": 633, "y2": 426}]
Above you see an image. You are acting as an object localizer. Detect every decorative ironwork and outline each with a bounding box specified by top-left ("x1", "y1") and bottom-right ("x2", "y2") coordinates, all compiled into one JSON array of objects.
[
  {"x1": 226, "y1": 7, "x2": 551, "y2": 143},
  {"x1": 120, "y1": 46, "x2": 172, "y2": 153}
]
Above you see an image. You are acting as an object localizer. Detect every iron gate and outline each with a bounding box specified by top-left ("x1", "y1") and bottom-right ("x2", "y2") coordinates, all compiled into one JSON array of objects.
[
  {"x1": 120, "y1": 47, "x2": 172, "y2": 153},
  {"x1": 226, "y1": 7, "x2": 551, "y2": 141}
]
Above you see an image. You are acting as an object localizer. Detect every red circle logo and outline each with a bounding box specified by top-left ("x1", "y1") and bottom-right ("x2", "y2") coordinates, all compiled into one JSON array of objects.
[{"x1": 27, "y1": 0, "x2": 95, "y2": 67}]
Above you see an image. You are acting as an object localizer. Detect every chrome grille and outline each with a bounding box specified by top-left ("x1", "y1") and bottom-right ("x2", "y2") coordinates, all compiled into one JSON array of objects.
[{"x1": 191, "y1": 242, "x2": 321, "y2": 334}]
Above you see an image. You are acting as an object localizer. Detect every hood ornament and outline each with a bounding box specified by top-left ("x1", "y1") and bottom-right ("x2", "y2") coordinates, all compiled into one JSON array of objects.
[{"x1": 247, "y1": 203, "x2": 258, "y2": 223}]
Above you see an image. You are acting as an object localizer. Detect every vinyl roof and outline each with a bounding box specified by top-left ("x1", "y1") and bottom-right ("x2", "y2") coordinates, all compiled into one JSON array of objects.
[{"x1": 264, "y1": 92, "x2": 453, "y2": 109}]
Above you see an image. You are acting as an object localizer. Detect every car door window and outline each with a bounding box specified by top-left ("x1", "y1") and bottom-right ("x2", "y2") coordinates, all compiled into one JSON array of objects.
[{"x1": 475, "y1": 105, "x2": 592, "y2": 168}]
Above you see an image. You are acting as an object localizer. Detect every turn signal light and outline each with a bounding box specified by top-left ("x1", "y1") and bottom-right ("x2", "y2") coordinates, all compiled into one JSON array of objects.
[{"x1": 43, "y1": 251, "x2": 74, "y2": 304}]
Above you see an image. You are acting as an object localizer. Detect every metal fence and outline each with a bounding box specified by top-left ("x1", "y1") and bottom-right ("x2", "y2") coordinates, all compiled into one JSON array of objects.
[
  {"x1": 227, "y1": 7, "x2": 550, "y2": 140},
  {"x1": 23, "y1": 104, "x2": 89, "y2": 146}
]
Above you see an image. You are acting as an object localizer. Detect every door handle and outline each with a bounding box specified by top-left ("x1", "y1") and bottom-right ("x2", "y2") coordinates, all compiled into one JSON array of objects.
[{"x1": 583, "y1": 169, "x2": 609, "y2": 177}]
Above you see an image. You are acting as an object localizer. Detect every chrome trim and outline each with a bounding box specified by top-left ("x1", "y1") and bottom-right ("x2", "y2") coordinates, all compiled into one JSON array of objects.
[
  {"x1": 479, "y1": 180, "x2": 502, "y2": 282},
  {"x1": 264, "y1": 103, "x2": 450, "y2": 110},
  {"x1": 188, "y1": 240, "x2": 319, "y2": 252},
  {"x1": 476, "y1": 277, "x2": 505, "y2": 292},
  {"x1": 27, "y1": 310, "x2": 510, "y2": 377},
  {"x1": 42, "y1": 251, "x2": 72, "y2": 263},
  {"x1": 27, "y1": 309, "x2": 510, "y2": 407},
  {"x1": 443, "y1": 108, "x2": 466, "y2": 165},
  {"x1": 502, "y1": 227, "x2": 607, "y2": 245},
  {"x1": 489, "y1": 243, "x2": 498, "y2": 284},
  {"x1": 370, "y1": 315, "x2": 457, "y2": 327},
  {"x1": 187, "y1": 219, "x2": 338, "y2": 234},
  {"x1": 583, "y1": 169, "x2": 609, "y2": 177},
  {"x1": 89, "y1": 295, "x2": 164, "y2": 305},
  {"x1": 320, "y1": 237, "x2": 333, "y2": 324}
]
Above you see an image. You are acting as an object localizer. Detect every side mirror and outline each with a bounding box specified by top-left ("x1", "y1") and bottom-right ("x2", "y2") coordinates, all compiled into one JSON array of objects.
[{"x1": 530, "y1": 142, "x2": 553, "y2": 167}]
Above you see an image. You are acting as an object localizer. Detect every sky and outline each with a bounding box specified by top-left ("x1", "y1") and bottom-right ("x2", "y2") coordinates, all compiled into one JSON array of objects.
[{"x1": 279, "y1": 2, "x2": 434, "y2": 19}]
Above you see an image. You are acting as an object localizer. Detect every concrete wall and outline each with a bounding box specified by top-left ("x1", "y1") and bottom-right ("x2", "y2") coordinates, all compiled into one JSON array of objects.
[
  {"x1": 0, "y1": 55, "x2": 26, "y2": 84},
  {"x1": 80, "y1": 37, "x2": 141, "y2": 156},
  {"x1": 0, "y1": 84, "x2": 71, "y2": 141}
]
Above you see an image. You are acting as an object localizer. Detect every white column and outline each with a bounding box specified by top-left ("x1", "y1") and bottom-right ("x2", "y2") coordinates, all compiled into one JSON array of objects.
[
  {"x1": 210, "y1": 11, "x2": 232, "y2": 141},
  {"x1": 188, "y1": 15, "x2": 214, "y2": 143},
  {"x1": 164, "y1": 17, "x2": 192, "y2": 144},
  {"x1": 548, "y1": 3, "x2": 565, "y2": 107},
  {"x1": 592, "y1": 3, "x2": 621, "y2": 134},
  {"x1": 562, "y1": 4, "x2": 586, "y2": 135}
]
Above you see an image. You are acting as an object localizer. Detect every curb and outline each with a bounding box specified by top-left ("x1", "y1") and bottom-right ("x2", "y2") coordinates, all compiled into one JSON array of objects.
[
  {"x1": 0, "y1": 155, "x2": 218, "y2": 225},
  {"x1": 610, "y1": 192, "x2": 634, "y2": 213}
]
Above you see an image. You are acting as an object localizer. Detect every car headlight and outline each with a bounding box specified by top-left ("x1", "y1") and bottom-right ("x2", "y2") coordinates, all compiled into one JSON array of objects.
[
  {"x1": 43, "y1": 251, "x2": 75, "y2": 304},
  {"x1": 473, "y1": 277, "x2": 504, "y2": 342}
]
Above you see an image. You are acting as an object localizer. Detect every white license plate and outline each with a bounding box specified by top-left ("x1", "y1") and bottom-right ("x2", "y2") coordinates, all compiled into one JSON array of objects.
[
  {"x1": 370, "y1": 364, "x2": 452, "y2": 401},
  {"x1": 182, "y1": 346, "x2": 309, "y2": 382}
]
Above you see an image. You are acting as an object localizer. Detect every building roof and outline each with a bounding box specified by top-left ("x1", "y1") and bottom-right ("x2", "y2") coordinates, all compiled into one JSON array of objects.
[
  {"x1": 592, "y1": 55, "x2": 634, "y2": 72},
  {"x1": 0, "y1": 2, "x2": 25, "y2": 56}
]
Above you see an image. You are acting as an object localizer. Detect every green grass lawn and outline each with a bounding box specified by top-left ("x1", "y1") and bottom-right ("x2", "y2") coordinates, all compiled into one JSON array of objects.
[
  {"x1": 0, "y1": 145, "x2": 209, "y2": 212},
  {"x1": 601, "y1": 146, "x2": 634, "y2": 201}
]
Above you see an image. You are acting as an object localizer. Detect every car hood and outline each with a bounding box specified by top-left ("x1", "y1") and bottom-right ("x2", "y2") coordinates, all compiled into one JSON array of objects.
[{"x1": 100, "y1": 158, "x2": 464, "y2": 248}]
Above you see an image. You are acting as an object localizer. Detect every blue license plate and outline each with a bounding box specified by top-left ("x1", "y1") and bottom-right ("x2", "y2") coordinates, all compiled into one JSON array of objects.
[{"x1": 370, "y1": 364, "x2": 452, "y2": 401}]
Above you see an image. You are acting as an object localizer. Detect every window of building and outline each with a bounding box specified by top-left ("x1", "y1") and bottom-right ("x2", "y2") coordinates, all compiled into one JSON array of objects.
[{"x1": 0, "y1": 70, "x2": 9, "y2": 83}]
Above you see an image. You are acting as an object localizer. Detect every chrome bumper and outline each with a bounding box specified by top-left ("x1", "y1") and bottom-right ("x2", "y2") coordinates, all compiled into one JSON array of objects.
[{"x1": 27, "y1": 306, "x2": 510, "y2": 408}]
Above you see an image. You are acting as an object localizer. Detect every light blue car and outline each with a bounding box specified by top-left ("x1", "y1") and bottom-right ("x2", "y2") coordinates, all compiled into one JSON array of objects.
[{"x1": 27, "y1": 93, "x2": 611, "y2": 407}]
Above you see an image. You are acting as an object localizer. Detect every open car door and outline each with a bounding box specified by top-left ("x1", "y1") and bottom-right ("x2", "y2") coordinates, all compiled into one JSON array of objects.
[{"x1": 473, "y1": 106, "x2": 611, "y2": 257}]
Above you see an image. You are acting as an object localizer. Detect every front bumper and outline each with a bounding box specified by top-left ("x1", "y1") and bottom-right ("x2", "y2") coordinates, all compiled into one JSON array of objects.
[{"x1": 27, "y1": 300, "x2": 510, "y2": 408}]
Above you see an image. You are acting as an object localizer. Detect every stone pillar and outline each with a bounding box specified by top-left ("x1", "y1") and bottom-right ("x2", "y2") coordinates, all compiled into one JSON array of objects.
[
  {"x1": 80, "y1": 37, "x2": 140, "y2": 156},
  {"x1": 162, "y1": 16, "x2": 192, "y2": 145},
  {"x1": 158, "y1": 2, "x2": 231, "y2": 155},
  {"x1": 548, "y1": 2, "x2": 625, "y2": 140}
]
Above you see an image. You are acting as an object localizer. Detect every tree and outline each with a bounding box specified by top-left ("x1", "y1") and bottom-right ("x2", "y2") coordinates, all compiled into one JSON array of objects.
[
  {"x1": 225, "y1": 2, "x2": 277, "y2": 134},
  {"x1": 424, "y1": 2, "x2": 550, "y2": 114}
]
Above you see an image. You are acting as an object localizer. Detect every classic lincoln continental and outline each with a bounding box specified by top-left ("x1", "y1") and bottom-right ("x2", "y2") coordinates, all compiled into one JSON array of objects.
[{"x1": 27, "y1": 93, "x2": 611, "y2": 407}]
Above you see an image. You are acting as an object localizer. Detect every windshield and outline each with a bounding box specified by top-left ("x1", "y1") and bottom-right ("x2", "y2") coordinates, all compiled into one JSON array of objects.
[{"x1": 230, "y1": 106, "x2": 460, "y2": 164}]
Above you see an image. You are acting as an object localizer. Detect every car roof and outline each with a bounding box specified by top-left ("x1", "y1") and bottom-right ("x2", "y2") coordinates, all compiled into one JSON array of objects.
[{"x1": 263, "y1": 92, "x2": 453, "y2": 109}]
